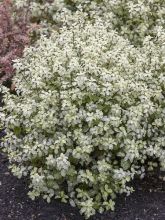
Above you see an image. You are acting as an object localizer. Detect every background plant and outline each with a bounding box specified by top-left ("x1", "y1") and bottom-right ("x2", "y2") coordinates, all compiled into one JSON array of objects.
[
  {"x1": 13, "y1": 0, "x2": 68, "y2": 35},
  {"x1": 0, "y1": 0, "x2": 31, "y2": 84},
  {"x1": 98, "y1": 0, "x2": 165, "y2": 45},
  {"x1": 13, "y1": 0, "x2": 165, "y2": 46}
]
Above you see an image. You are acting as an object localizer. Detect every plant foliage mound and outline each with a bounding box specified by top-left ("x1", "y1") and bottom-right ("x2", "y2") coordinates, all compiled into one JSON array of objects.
[{"x1": 1, "y1": 17, "x2": 165, "y2": 219}]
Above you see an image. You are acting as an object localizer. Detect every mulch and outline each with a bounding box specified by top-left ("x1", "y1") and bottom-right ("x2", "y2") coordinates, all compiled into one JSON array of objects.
[{"x1": 0, "y1": 151, "x2": 165, "y2": 220}]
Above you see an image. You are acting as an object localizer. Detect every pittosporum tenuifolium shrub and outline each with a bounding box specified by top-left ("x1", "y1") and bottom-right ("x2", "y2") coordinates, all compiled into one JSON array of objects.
[
  {"x1": 82, "y1": 0, "x2": 165, "y2": 46},
  {"x1": 1, "y1": 18, "x2": 165, "y2": 219},
  {"x1": 13, "y1": 0, "x2": 165, "y2": 46}
]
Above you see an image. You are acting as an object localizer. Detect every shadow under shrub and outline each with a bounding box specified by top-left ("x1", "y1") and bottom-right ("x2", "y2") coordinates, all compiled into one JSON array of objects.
[{"x1": 0, "y1": 18, "x2": 165, "y2": 219}]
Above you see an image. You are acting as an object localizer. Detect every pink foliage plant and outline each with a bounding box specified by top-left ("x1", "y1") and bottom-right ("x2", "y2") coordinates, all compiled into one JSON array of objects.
[{"x1": 0, "y1": 0, "x2": 30, "y2": 84}]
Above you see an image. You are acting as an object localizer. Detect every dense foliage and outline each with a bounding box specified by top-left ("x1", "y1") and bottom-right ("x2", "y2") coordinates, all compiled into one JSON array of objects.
[
  {"x1": 84, "y1": 0, "x2": 165, "y2": 46},
  {"x1": 0, "y1": 0, "x2": 165, "y2": 219},
  {"x1": 13, "y1": 0, "x2": 165, "y2": 45},
  {"x1": 0, "y1": 0, "x2": 30, "y2": 83}
]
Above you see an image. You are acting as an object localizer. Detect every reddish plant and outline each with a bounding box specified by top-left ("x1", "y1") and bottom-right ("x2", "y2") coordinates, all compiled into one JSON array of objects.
[{"x1": 0, "y1": 0, "x2": 30, "y2": 84}]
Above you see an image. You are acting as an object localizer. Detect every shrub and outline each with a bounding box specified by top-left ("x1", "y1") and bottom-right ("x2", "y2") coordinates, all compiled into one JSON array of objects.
[
  {"x1": 98, "y1": 0, "x2": 165, "y2": 45},
  {"x1": 0, "y1": 0, "x2": 30, "y2": 84},
  {"x1": 1, "y1": 17, "x2": 165, "y2": 218},
  {"x1": 64, "y1": 0, "x2": 165, "y2": 46},
  {"x1": 13, "y1": 0, "x2": 165, "y2": 46}
]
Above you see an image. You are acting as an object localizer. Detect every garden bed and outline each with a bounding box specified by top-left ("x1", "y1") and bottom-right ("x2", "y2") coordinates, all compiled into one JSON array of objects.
[{"x1": 0, "y1": 152, "x2": 165, "y2": 220}]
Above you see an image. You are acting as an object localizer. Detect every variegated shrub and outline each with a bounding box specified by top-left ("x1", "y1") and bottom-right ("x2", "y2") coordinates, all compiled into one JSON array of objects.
[{"x1": 1, "y1": 16, "x2": 165, "y2": 218}]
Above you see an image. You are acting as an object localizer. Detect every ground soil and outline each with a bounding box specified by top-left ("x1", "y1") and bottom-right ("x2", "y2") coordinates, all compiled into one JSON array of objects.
[{"x1": 0, "y1": 151, "x2": 165, "y2": 220}]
